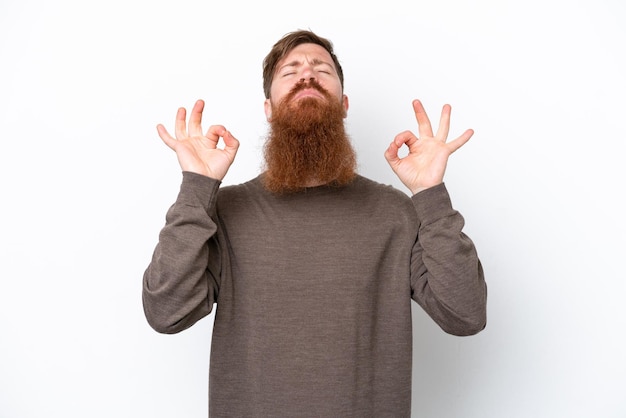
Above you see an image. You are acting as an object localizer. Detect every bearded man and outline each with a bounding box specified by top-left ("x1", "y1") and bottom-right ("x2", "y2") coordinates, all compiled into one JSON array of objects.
[
  {"x1": 262, "y1": 77, "x2": 356, "y2": 193},
  {"x1": 143, "y1": 30, "x2": 487, "y2": 418}
]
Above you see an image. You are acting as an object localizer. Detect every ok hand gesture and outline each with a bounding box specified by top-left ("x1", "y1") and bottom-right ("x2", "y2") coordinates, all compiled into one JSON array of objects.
[
  {"x1": 384, "y1": 100, "x2": 473, "y2": 195},
  {"x1": 157, "y1": 99, "x2": 240, "y2": 181}
]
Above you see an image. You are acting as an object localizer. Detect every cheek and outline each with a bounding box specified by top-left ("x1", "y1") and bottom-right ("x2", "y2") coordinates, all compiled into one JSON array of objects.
[
  {"x1": 324, "y1": 84, "x2": 344, "y2": 101},
  {"x1": 270, "y1": 84, "x2": 290, "y2": 103},
  {"x1": 318, "y1": 78, "x2": 342, "y2": 96}
]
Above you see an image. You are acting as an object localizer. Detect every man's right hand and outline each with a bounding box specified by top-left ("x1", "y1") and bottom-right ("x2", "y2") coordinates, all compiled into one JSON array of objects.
[{"x1": 157, "y1": 99, "x2": 240, "y2": 180}]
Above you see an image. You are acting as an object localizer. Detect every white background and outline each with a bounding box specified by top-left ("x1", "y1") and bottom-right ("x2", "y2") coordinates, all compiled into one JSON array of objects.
[{"x1": 1, "y1": 0, "x2": 625, "y2": 417}]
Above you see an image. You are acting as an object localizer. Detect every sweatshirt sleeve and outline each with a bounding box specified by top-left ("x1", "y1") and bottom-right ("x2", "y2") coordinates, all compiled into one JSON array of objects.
[
  {"x1": 142, "y1": 172, "x2": 222, "y2": 334},
  {"x1": 409, "y1": 183, "x2": 487, "y2": 336}
]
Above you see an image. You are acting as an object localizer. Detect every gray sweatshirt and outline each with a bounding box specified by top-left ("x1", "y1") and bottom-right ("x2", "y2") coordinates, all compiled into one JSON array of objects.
[{"x1": 143, "y1": 172, "x2": 487, "y2": 417}]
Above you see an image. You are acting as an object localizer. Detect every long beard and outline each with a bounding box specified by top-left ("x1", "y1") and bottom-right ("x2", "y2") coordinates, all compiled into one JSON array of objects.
[{"x1": 262, "y1": 80, "x2": 357, "y2": 194}]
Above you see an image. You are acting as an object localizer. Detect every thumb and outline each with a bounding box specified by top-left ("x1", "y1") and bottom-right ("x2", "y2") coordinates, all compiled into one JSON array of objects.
[
  {"x1": 157, "y1": 124, "x2": 176, "y2": 150},
  {"x1": 384, "y1": 141, "x2": 401, "y2": 167},
  {"x1": 222, "y1": 130, "x2": 240, "y2": 152}
]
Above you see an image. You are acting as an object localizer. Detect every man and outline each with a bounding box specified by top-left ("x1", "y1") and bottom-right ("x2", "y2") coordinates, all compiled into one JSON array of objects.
[{"x1": 143, "y1": 30, "x2": 487, "y2": 417}]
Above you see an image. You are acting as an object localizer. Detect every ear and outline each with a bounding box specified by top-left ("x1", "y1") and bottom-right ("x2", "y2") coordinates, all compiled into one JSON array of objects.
[
  {"x1": 264, "y1": 98, "x2": 272, "y2": 121},
  {"x1": 342, "y1": 94, "x2": 349, "y2": 118}
]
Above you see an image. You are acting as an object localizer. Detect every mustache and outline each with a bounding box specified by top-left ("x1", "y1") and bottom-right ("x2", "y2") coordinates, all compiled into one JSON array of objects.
[{"x1": 286, "y1": 78, "x2": 332, "y2": 101}]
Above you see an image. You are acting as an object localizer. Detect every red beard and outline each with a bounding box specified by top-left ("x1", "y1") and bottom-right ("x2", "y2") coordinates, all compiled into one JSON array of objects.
[{"x1": 262, "y1": 79, "x2": 357, "y2": 194}]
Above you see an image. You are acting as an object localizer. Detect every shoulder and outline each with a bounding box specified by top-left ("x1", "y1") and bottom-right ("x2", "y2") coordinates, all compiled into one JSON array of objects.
[
  {"x1": 345, "y1": 176, "x2": 417, "y2": 225},
  {"x1": 351, "y1": 175, "x2": 412, "y2": 203},
  {"x1": 218, "y1": 176, "x2": 260, "y2": 196}
]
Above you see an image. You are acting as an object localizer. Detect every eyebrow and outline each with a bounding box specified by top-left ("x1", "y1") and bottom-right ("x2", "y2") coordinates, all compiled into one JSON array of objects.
[{"x1": 279, "y1": 58, "x2": 333, "y2": 71}]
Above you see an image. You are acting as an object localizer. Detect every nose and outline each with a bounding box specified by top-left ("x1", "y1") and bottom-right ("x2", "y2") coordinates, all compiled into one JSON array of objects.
[
  {"x1": 299, "y1": 77, "x2": 316, "y2": 84},
  {"x1": 300, "y1": 61, "x2": 317, "y2": 82}
]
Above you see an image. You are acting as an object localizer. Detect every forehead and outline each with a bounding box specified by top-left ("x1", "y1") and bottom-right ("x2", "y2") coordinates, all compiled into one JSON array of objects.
[{"x1": 278, "y1": 43, "x2": 334, "y2": 67}]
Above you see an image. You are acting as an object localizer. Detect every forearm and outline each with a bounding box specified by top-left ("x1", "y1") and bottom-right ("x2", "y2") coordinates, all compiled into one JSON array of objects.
[
  {"x1": 142, "y1": 172, "x2": 222, "y2": 334},
  {"x1": 410, "y1": 183, "x2": 487, "y2": 336}
]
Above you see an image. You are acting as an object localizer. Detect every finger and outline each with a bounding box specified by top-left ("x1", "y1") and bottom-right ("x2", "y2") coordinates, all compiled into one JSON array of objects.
[
  {"x1": 188, "y1": 99, "x2": 205, "y2": 137},
  {"x1": 156, "y1": 124, "x2": 176, "y2": 150},
  {"x1": 222, "y1": 130, "x2": 240, "y2": 156},
  {"x1": 384, "y1": 140, "x2": 400, "y2": 165},
  {"x1": 205, "y1": 124, "x2": 227, "y2": 145},
  {"x1": 436, "y1": 104, "x2": 451, "y2": 142},
  {"x1": 447, "y1": 129, "x2": 474, "y2": 153},
  {"x1": 393, "y1": 130, "x2": 418, "y2": 150},
  {"x1": 174, "y1": 107, "x2": 187, "y2": 139},
  {"x1": 413, "y1": 99, "x2": 434, "y2": 139}
]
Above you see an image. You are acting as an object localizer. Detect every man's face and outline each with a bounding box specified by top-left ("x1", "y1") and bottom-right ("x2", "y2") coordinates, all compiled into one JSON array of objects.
[{"x1": 264, "y1": 43, "x2": 348, "y2": 120}]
